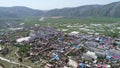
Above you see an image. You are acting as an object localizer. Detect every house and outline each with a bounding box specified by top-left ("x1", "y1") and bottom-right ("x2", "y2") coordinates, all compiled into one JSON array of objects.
[
  {"x1": 108, "y1": 50, "x2": 120, "y2": 60},
  {"x1": 81, "y1": 35, "x2": 93, "y2": 40},
  {"x1": 114, "y1": 42, "x2": 120, "y2": 50},
  {"x1": 68, "y1": 58, "x2": 78, "y2": 68},
  {"x1": 88, "y1": 47, "x2": 106, "y2": 57},
  {"x1": 84, "y1": 41, "x2": 99, "y2": 48},
  {"x1": 82, "y1": 51, "x2": 97, "y2": 61},
  {"x1": 16, "y1": 37, "x2": 31, "y2": 43},
  {"x1": 69, "y1": 31, "x2": 79, "y2": 35},
  {"x1": 95, "y1": 51, "x2": 106, "y2": 58},
  {"x1": 103, "y1": 64, "x2": 111, "y2": 68}
]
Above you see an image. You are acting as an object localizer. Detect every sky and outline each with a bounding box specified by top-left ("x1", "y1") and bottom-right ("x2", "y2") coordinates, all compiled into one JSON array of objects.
[{"x1": 0, "y1": 0, "x2": 120, "y2": 10}]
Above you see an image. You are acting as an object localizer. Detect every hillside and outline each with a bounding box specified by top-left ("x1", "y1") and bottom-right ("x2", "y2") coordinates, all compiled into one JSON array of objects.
[
  {"x1": 45, "y1": 1, "x2": 120, "y2": 18},
  {"x1": 0, "y1": 6, "x2": 43, "y2": 18},
  {"x1": 0, "y1": 1, "x2": 120, "y2": 18},
  {"x1": 45, "y1": 5, "x2": 103, "y2": 18}
]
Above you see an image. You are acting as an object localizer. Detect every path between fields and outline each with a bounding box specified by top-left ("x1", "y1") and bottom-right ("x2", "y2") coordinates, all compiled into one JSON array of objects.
[
  {"x1": 0, "y1": 56, "x2": 32, "y2": 68},
  {"x1": 15, "y1": 48, "x2": 20, "y2": 58}
]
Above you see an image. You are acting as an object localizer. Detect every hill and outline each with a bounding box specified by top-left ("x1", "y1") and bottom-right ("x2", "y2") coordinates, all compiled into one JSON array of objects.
[
  {"x1": 45, "y1": 1, "x2": 120, "y2": 18},
  {"x1": 0, "y1": 1, "x2": 120, "y2": 18},
  {"x1": 0, "y1": 6, "x2": 43, "y2": 18}
]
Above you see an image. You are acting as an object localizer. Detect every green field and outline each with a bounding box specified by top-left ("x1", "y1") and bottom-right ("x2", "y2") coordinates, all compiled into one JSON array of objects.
[{"x1": 0, "y1": 17, "x2": 120, "y2": 37}]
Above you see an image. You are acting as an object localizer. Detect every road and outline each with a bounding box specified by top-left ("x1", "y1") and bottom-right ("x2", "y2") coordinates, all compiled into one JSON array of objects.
[
  {"x1": 15, "y1": 48, "x2": 20, "y2": 58},
  {"x1": 0, "y1": 56, "x2": 32, "y2": 68}
]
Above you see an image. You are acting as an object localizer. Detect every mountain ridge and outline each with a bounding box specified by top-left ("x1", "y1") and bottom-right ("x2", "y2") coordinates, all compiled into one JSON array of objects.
[{"x1": 0, "y1": 1, "x2": 120, "y2": 18}]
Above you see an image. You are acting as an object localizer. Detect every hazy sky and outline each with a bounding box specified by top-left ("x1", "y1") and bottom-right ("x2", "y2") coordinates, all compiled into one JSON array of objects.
[{"x1": 0, "y1": 0, "x2": 120, "y2": 10}]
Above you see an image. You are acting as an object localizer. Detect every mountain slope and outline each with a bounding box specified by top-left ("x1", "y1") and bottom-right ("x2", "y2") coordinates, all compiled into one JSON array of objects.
[
  {"x1": 0, "y1": 6, "x2": 43, "y2": 18},
  {"x1": 45, "y1": 5, "x2": 103, "y2": 18},
  {"x1": 100, "y1": 2, "x2": 120, "y2": 17},
  {"x1": 45, "y1": 1, "x2": 120, "y2": 18},
  {"x1": 0, "y1": 1, "x2": 120, "y2": 18}
]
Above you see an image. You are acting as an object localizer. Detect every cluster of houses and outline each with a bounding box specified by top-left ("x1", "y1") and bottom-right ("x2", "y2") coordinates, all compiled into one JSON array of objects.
[{"x1": 0, "y1": 26, "x2": 120, "y2": 68}]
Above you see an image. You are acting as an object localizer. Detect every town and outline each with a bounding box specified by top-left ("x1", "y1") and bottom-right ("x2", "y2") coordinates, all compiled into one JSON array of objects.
[
  {"x1": 0, "y1": 25, "x2": 120, "y2": 68},
  {"x1": 1, "y1": 0, "x2": 120, "y2": 68}
]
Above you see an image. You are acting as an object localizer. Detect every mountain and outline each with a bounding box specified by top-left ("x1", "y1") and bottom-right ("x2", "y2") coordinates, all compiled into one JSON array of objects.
[
  {"x1": 100, "y1": 1, "x2": 120, "y2": 17},
  {"x1": 45, "y1": 5, "x2": 102, "y2": 18},
  {"x1": 45, "y1": 1, "x2": 120, "y2": 18},
  {"x1": 0, "y1": 6, "x2": 43, "y2": 18},
  {"x1": 0, "y1": 1, "x2": 120, "y2": 18}
]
